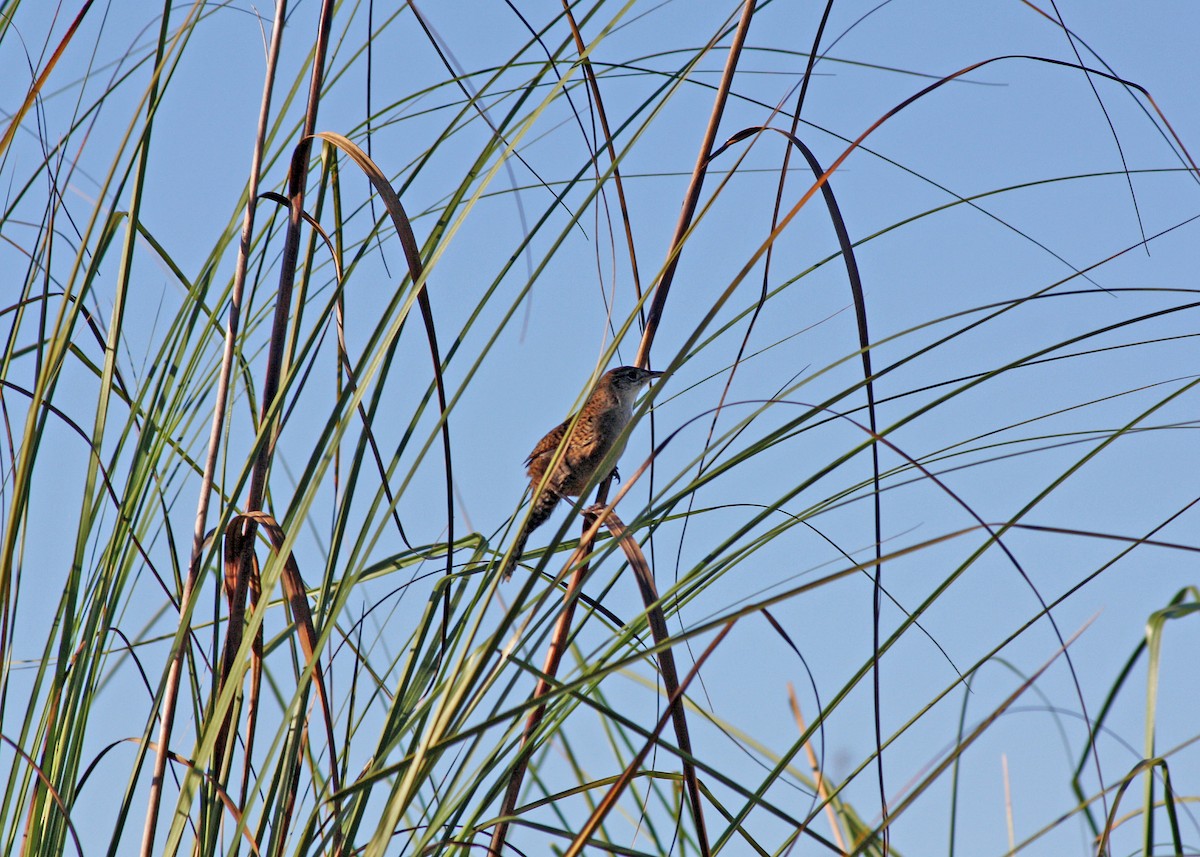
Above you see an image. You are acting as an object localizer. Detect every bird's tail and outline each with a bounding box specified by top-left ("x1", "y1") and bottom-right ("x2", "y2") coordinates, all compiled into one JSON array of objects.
[{"x1": 501, "y1": 488, "x2": 561, "y2": 581}]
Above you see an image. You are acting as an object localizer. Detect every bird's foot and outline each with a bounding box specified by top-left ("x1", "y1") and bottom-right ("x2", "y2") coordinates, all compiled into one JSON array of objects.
[{"x1": 607, "y1": 466, "x2": 621, "y2": 484}]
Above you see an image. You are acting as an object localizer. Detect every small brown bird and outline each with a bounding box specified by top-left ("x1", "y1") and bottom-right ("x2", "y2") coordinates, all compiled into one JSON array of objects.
[{"x1": 502, "y1": 365, "x2": 663, "y2": 579}]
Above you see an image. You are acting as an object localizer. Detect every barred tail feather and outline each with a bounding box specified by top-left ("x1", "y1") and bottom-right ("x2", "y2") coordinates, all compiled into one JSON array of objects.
[
  {"x1": 500, "y1": 529, "x2": 528, "y2": 582},
  {"x1": 525, "y1": 486, "x2": 561, "y2": 533},
  {"x1": 501, "y1": 488, "x2": 561, "y2": 581}
]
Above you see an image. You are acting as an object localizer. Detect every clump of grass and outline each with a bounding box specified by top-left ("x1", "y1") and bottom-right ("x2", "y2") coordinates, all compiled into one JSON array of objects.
[{"x1": 1, "y1": 3, "x2": 1197, "y2": 856}]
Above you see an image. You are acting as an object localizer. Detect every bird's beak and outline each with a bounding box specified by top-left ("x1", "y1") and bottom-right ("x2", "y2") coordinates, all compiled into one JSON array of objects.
[{"x1": 643, "y1": 369, "x2": 664, "y2": 382}]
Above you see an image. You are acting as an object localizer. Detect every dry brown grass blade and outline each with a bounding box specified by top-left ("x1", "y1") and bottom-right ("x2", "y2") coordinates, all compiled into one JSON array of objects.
[
  {"x1": 240, "y1": 561, "x2": 264, "y2": 814},
  {"x1": 633, "y1": 0, "x2": 756, "y2": 369},
  {"x1": 490, "y1": 479, "x2": 718, "y2": 854},
  {"x1": 788, "y1": 683, "x2": 845, "y2": 851},
  {"x1": 486, "y1": 10, "x2": 758, "y2": 840},
  {"x1": 144, "y1": 0, "x2": 290, "y2": 848},
  {"x1": 214, "y1": 518, "x2": 257, "y2": 781},
  {"x1": 246, "y1": 0, "x2": 336, "y2": 513},
  {"x1": 490, "y1": 430, "x2": 662, "y2": 854},
  {"x1": 207, "y1": 0, "x2": 338, "y2": 830},
  {"x1": 488, "y1": 13, "x2": 761, "y2": 831},
  {"x1": 487, "y1": 516, "x2": 596, "y2": 857},
  {"x1": 257, "y1": 191, "x2": 345, "y2": 282},
  {"x1": 564, "y1": 610, "x2": 734, "y2": 857},
  {"x1": 131, "y1": 739, "x2": 262, "y2": 856},
  {"x1": 0, "y1": 0, "x2": 95, "y2": 156},
  {"x1": 240, "y1": 511, "x2": 342, "y2": 797},
  {"x1": 488, "y1": 502, "x2": 701, "y2": 857},
  {"x1": 213, "y1": 512, "x2": 343, "y2": 853},
  {"x1": 714, "y1": 120, "x2": 888, "y2": 850},
  {"x1": 601, "y1": 510, "x2": 710, "y2": 857}
]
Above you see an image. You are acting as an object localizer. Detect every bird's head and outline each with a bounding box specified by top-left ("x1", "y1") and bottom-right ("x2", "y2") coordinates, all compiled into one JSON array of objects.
[{"x1": 603, "y1": 365, "x2": 663, "y2": 401}]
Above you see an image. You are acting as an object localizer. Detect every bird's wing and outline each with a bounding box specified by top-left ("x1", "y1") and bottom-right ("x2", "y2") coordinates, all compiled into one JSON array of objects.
[{"x1": 525, "y1": 417, "x2": 571, "y2": 469}]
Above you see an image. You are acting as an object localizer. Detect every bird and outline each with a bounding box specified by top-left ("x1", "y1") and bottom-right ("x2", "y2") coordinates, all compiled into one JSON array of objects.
[{"x1": 502, "y1": 365, "x2": 663, "y2": 580}]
